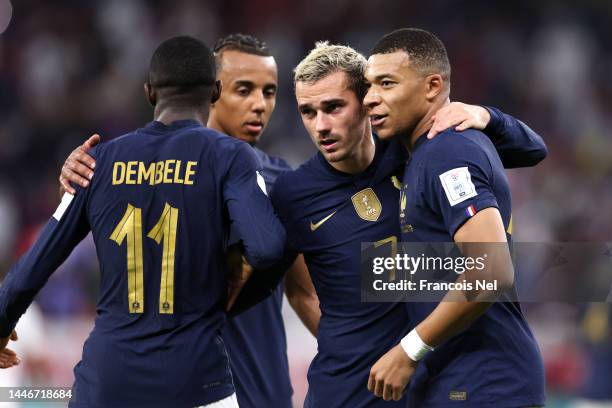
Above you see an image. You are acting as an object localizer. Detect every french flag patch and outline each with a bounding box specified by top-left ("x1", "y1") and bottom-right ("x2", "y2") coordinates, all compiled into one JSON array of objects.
[{"x1": 466, "y1": 204, "x2": 476, "y2": 217}]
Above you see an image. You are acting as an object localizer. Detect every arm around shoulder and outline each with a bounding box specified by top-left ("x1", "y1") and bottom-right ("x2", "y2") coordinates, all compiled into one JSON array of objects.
[{"x1": 482, "y1": 106, "x2": 548, "y2": 168}]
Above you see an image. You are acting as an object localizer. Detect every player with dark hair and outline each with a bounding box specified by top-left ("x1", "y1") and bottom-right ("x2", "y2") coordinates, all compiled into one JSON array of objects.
[
  {"x1": 262, "y1": 40, "x2": 547, "y2": 407},
  {"x1": 0, "y1": 35, "x2": 285, "y2": 408},
  {"x1": 365, "y1": 28, "x2": 545, "y2": 406},
  {"x1": 209, "y1": 33, "x2": 277, "y2": 145},
  {"x1": 57, "y1": 33, "x2": 318, "y2": 408},
  {"x1": 57, "y1": 36, "x2": 548, "y2": 407},
  {"x1": 211, "y1": 33, "x2": 317, "y2": 408},
  {"x1": 214, "y1": 33, "x2": 271, "y2": 57}
]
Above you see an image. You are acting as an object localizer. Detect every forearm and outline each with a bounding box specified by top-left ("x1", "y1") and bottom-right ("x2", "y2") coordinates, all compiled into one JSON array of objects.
[
  {"x1": 287, "y1": 291, "x2": 320, "y2": 336},
  {"x1": 0, "y1": 231, "x2": 63, "y2": 337},
  {"x1": 284, "y1": 254, "x2": 319, "y2": 335},
  {"x1": 415, "y1": 297, "x2": 490, "y2": 347},
  {"x1": 483, "y1": 106, "x2": 547, "y2": 168},
  {"x1": 228, "y1": 250, "x2": 298, "y2": 317},
  {"x1": 0, "y1": 262, "x2": 40, "y2": 337},
  {"x1": 410, "y1": 210, "x2": 513, "y2": 350},
  {"x1": 0, "y1": 195, "x2": 88, "y2": 337}
]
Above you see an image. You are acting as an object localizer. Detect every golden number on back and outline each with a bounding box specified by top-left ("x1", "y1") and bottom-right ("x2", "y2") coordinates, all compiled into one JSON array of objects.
[{"x1": 110, "y1": 203, "x2": 180, "y2": 314}]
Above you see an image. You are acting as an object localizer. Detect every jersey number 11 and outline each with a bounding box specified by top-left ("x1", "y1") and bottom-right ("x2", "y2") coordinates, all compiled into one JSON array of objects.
[{"x1": 110, "y1": 203, "x2": 178, "y2": 314}]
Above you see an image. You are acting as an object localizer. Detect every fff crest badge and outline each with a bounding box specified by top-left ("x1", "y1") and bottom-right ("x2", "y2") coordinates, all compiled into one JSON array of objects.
[{"x1": 351, "y1": 188, "x2": 382, "y2": 222}]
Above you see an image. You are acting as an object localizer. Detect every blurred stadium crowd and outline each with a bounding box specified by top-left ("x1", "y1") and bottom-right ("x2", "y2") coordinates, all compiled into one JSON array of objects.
[{"x1": 0, "y1": 0, "x2": 610, "y2": 406}]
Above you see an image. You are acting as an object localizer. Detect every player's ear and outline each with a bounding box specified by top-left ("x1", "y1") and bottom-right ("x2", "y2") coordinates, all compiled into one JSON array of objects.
[
  {"x1": 144, "y1": 82, "x2": 156, "y2": 107},
  {"x1": 425, "y1": 74, "x2": 444, "y2": 101},
  {"x1": 210, "y1": 80, "x2": 222, "y2": 105}
]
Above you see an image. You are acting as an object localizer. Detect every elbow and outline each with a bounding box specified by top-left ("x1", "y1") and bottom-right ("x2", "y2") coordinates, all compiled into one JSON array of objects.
[
  {"x1": 533, "y1": 142, "x2": 548, "y2": 164},
  {"x1": 286, "y1": 285, "x2": 317, "y2": 310},
  {"x1": 526, "y1": 131, "x2": 548, "y2": 165},
  {"x1": 244, "y1": 230, "x2": 286, "y2": 270},
  {"x1": 511, "y1": 144, "x2": 547, "y2": 168}
]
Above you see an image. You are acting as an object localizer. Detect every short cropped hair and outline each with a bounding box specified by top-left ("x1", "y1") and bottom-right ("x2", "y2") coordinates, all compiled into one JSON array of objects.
[
  {"x1": 293, "y1": 41, "x2": 368, "y2": 100},
  {"x1": 371, "y1": 28, "x2": 451, "y2": 85},
  {"x1": 213, "y1": 33, "x2": 270, "y2": 57},
  {"x1": 149, "y1": 35, "x2": 216, "y2": 90}
]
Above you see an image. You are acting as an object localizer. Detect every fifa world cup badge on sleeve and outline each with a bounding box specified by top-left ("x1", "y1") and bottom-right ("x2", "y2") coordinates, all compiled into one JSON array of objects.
[{"x1": 439, "y1": 167, "x2": 477, "y2": 206}]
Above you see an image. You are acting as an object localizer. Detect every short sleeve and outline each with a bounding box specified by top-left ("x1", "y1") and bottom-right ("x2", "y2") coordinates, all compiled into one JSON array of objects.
[{"x1": 421, "y1": 134, "x2": 499, "y2": 238}]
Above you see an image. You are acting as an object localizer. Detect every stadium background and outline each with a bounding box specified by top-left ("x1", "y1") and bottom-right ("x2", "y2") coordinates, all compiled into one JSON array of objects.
[{"x1": 0, "y1": 0, "x2": 611, "y2": 406}]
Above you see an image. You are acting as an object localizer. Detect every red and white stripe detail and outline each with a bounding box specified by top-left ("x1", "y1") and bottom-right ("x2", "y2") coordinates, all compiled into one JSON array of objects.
[{"x1": 466, "y1": 204, "x2": 476, "y2": 217}]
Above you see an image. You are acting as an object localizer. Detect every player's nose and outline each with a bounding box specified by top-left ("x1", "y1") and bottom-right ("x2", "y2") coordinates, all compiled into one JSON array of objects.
[
  {"x1": 315, "y1": 112, "x2": 331, "y2": 133},
  {"x1": 363, "y1": 88, "x2": 381, "y2": 111},
  {"x1": 251, "y1": 91, "x2": 266, "y2": 113}
]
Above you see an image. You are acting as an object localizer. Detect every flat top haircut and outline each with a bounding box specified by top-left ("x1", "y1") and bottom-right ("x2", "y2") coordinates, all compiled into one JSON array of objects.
[
  {"x1": 294, "y1": 41, "x2": 369, "y2": 100},
  {"x1": 213, "y1": 33, "x2": 271, "y2": 57},
  {"x1": 371, "y1": 28, "x2": 451, "y2": 85},
  {"x1": 149, "y1": 35, "x2": 216, "y2": 100}
]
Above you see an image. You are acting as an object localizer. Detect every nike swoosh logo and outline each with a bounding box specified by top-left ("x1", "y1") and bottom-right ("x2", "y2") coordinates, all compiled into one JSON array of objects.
[{"x1": 310, "y1": 211, "x2": 337, "y2": 231}]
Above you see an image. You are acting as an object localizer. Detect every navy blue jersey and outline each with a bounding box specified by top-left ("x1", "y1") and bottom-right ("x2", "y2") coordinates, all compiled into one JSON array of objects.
[
  {"x1": 272, "y1": 137, "x2": 412, "y2": 408},
  {"x1": 483, "y1": 106, "x2": 547, "y2": 168},
  {"x1": 223, "y1": 147, "x2": 293, "y2": 408},
  {"x1": 400, "y1": 130, "x2": 545, "y2": 407},
  {"x1": 0, "y1": 120, "x2": 285, "y2": 408},
  {"x1": 246, "y1": 109, "x2": 544, "y2": 407}
]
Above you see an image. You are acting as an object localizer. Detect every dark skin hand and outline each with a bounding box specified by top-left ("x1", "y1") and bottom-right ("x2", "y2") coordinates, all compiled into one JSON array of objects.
[
  {"x1": 0, "y1": 330, "x2": 19, "y2": 368},
  {"x1": 225, "y1": 245, "x2": 254, "y2": 312}
]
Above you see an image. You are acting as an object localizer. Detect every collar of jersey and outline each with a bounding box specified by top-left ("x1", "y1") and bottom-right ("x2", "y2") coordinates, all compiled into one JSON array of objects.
[
  {"x1": 411, "y1": 130, "x2": 430, "y2": 153},
  {"x1": 145, "y1": 119, "x2": 201, "y2": 132}
]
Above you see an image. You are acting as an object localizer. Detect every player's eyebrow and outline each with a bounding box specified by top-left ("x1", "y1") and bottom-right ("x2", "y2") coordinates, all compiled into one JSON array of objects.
[
  {"x1": 234, "y1": 80, "x2": 277, "y2": 91},
  {"x1": 298, "y1": 98, "x2": 346, "y2": 112},
  {"x1": 369, "y1": 73, "x2": 397, "y2": 82},
  {"x1": 319, "y1": 98, "x2": 346, "y2": 108},
  {"x1": 297, "y1": 101, "x2": 313, "y2": 112},
  {"x1": 233, "y1": 80, "x2": 255, "y2": 87}
]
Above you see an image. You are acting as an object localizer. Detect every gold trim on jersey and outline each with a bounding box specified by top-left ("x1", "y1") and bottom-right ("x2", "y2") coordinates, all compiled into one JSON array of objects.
[
  {"x1": 391, "y1": 175, "x2": 402, "y2": 190},
  {"x1": 399, "y1": 189, "x2": 407, "y2": 219}
]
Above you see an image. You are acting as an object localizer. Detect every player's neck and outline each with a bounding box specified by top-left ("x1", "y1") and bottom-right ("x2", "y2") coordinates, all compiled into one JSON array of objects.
[
  {"x1": 154, "y1": 105, "x2": 210, "y2": 127},
  {"x1": 407, "y1": 97, "x2": 450, "y2": 149}
]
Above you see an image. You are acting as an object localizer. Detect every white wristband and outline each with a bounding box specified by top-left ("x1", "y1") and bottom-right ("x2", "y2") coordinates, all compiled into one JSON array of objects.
[{"x1": 400, "y1": 328, "x2": 434, "y2": 362}]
